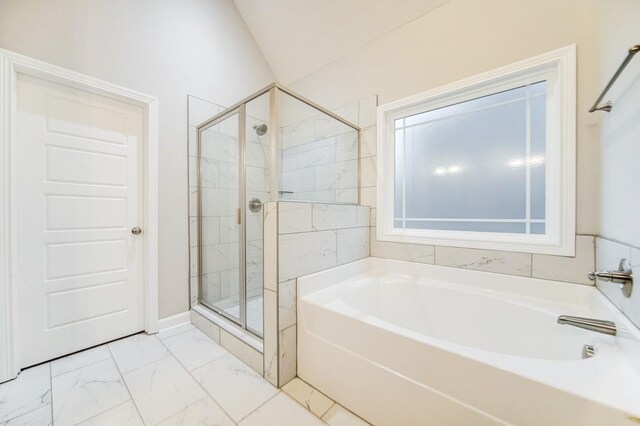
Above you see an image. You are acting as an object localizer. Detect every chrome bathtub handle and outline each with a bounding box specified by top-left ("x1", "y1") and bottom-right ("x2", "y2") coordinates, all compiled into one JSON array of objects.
[{"x1": 588, "y1": 258, "x2": 633, "y2": 298}]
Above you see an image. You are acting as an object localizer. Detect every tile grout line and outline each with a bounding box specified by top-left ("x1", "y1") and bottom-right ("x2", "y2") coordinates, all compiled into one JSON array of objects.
[
  {"x1": 105, "y1": 340, "x2": 146, "y2": 425},
  {"x1": 163, "y1": 331, "x2": 229, "y2": 371},
  {"x1": 234, "y1": 390, "x2": 284, "y2": 425},
  {"x1": 49, "y1": 363, "x2": 54, "y2": 425},
  {"x1": 155, "y1": 332, "x2": 238, "y2": 425},
  {"x1": 282, "y1": 377, "x2": 335, "y2": 419},
  {"x1": 49, "y1": 350, "x2": 112, "y2": 380},
  {"x1": 0, "y1": 400, "x2": 53, "y2": 425},
  {"x1": 277, "y1": 386, "x2": 330, "y2": 425},
  {"x1": 109, "y1": 339, "x2": 173, "y2": 376},
  {"x1": 276, "y1": 203, "x2": 281, "y2": 387},
  {"x1": 294, "y1": 375, "x2": 372, "y2": 424},
  {"x1": 51, "y1": 342, "x2": 149, "y2": 425},
  {"x1": 319, "y1": 402, "x2": 337, "y2": 420},
  {"x1": 288, "y1": 376, "x2": 371, "y2": 426},
  {"x1": 77, "y1": 400, "x2": 138, "y2": 426}
]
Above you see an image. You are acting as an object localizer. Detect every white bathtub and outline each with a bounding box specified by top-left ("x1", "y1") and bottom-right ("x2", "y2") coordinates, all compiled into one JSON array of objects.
[{"x1": 297, "y1": 257, "x2": 640, "y2": 425}]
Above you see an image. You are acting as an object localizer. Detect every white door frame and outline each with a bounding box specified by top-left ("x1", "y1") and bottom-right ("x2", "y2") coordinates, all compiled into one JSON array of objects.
[{"x1": 0, "y1": 48, "x2": 160, "y2": 382}]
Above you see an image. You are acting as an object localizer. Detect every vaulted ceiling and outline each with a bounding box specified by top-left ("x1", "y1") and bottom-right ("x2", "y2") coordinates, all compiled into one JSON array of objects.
[{"x1": 233, "y1": 0, "x2": 451, "y2": 84}]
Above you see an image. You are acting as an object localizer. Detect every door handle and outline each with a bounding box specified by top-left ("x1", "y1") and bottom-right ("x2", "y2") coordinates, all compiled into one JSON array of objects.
[
  {"x1": 131, "y1": 227, "x2": 143, "y2": 235},
  {"x1": 248, "y1": 198, "x2": 262, "y2": 213}
]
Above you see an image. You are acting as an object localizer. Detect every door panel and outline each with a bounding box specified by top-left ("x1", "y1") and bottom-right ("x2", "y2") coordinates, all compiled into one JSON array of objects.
[
  {"x1": 46, "y1": 240, "x2": 128, "y2": 278},
  {"x1": 16, "y1": 74, "x2": 144, "y2": 368},
  {"x1": 46, "y1": 196, "x2": 127, "y2": 230},
  {"x1": 45, "y1": 146, "x2": 127, "y2": 186},
  {"x1": 47, "y1": 281, "x2": 128, "y2": 328}
]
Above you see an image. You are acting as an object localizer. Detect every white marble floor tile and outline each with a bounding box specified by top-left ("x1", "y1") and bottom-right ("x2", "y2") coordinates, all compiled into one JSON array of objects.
[
  {"x1": 52, "y1": 358, "x2": 130, "y2": 426},
  {"x1": 239, "y1": 392, "x2": 325, "y2": 426},
  {"x1": 157, "y1": 323, "x2": 196, "y2": 341},
  {"x1": 322, "y1": 404, "x2": 371, "y2": 426},
  {"x1": 162, "y1": 328, "x2": 228, "y2": 371},
  {"x1": 51, "y1": 345, "x2": 111, "y2": 377},
  {"x1": 123, "y1": 356, "x2": 205, "y2": 425},
  {"x1": 77, "y1": 401, "x2": 143, "y2": 426},
  {"x1": 0, "y1": 363, "x2": 51, "y2": 423},
  {"x1": 1, "y1": 405, "x2": 52, "y2": 426},
  {"x1": 108, "y1": 333, "x2": 170, "y2": 374},
  {"x1": 282, "y1": 378, "x2": 334, "y2": 418},
  {"x1": 191, "y1": 353, "x2": 278, "y2": 422},
  {"x1": 156, "y1": 396, "x2": 235, "y2": 426}
]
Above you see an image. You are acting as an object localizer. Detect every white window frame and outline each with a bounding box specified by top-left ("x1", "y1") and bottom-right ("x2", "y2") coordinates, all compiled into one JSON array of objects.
[{"x1": 376, "y1": 45, "x2": 576, "y2": 256}]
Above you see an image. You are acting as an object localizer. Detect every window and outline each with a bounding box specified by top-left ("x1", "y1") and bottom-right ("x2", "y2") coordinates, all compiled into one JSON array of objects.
[{"x1": 377, "y1": 46, "x2": 576, "y2": 255}]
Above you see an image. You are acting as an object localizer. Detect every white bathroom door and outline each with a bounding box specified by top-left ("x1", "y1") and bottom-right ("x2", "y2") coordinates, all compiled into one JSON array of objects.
[{"x1": 15, "y1": 73, "x2": 145, "y2": 368}]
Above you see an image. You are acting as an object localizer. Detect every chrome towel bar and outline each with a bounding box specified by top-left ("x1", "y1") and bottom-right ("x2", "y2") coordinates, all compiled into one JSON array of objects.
[{"x1": 589, "y1": 44, "x2": 640, "y2": 112}]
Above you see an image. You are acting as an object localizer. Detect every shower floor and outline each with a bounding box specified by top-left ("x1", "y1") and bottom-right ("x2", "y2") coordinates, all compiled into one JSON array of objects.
[{"x1": 221, "y1": 295, "x2": 263, "y2": 336}]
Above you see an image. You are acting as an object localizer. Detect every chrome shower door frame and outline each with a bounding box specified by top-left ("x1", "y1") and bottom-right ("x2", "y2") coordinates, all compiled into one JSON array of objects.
[{"x1": 196, "y1": 105, "x2": 248, "y2": 331}]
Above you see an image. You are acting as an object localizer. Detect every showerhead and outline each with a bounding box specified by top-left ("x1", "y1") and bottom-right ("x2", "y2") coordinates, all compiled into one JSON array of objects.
[{"x1": 253, "y1": 123, "x2": 268, "y2": 136}]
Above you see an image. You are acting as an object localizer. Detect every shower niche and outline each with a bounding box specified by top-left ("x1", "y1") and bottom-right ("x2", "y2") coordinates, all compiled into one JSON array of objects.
[{"x1": 189, "y1": 84, "x2": 359, "y2": 343}]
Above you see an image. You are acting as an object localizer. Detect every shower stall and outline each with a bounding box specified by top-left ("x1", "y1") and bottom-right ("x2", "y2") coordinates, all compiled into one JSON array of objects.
[{"x1": 191, "y1": 84, "x2": 359, "y2": 341}]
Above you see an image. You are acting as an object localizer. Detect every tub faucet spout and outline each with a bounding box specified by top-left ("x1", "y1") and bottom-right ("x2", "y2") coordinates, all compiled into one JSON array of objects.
[{"x1": 557, "y1": 315, "x2": 617, "y2": 336}]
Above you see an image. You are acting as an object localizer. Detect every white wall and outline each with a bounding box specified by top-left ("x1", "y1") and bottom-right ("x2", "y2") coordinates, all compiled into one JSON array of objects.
[
  {"x1": 289, "y1": 0, "x2": 603, "y2": 236},
  {"x1": 0, "y1": 0, "x2": 275, "y2": 318},
  {"x1": 597, "y1": 0, "x2": 640, "y2": 248}
]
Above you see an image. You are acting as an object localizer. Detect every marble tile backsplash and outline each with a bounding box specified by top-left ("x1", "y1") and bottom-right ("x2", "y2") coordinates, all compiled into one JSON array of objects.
[
  {"x1": 595, "y1": 237, "x2": 640, "y2": 329},
  {"x1": 436, "y1": 246, "x2": 532, "y2": 277},
  {"x1": 370, "y1": 213, "x2": 595, "y2": 284}
]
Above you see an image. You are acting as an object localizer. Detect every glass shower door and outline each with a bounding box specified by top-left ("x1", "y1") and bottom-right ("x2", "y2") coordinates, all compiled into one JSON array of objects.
[
  {"x1": 244, "y1": 93, "x2": 270, "y2": 337},
  {"x1": 198, "y1": 110, "x2": 242, "y2": 323}
]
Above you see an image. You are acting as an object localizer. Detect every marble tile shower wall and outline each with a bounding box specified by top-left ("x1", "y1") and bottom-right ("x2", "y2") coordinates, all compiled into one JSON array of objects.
[
  {"x1": 595, "y1": 237, "x2": 640, "y2": 329},
  {"x1": 354, "y1": 95, "x2": 596, "y2": 286},
  {"x1": 263, "y1": 201, "x2": 370, "y2": 387},
  {"x1": 278, "y1": 99, "x2": 372, "y2": 203},
  {"x1": 187, "y1": 96, "x2": 269, "y2": 307}
]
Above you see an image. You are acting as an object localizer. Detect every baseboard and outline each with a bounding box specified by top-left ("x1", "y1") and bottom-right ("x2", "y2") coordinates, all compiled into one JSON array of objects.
[{"x1": 157, "y1": 311, "x2": 191, "y2": 333}]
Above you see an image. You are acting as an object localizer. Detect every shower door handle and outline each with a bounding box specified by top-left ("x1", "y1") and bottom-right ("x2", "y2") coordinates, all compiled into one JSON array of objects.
[{"x1": 248, "y1": 198, "x2": 262, "y2": 213}]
